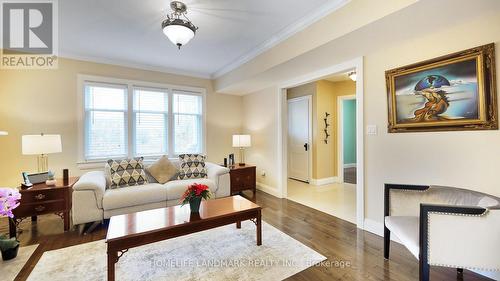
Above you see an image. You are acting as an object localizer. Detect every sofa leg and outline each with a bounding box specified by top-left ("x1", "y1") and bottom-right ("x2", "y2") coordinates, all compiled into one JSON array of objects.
[
  {"x1": 84, "y1": 221, "x2": 100, "y2": 235},
  {"x1": 77, "y1": 224, "x2": 86, "y2": 235},
  {"x1": 457, "y1": 268, "x2": 463, "y2": 275},
  {"x1": 384, "y1": 226, "x2": 390, "y2": 259},
  {"x1": 419, "y1": 259, "x2": 430, "y2": 281}
]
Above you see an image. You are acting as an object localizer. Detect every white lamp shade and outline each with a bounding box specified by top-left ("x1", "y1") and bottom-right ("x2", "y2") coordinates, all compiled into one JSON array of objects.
[
  {"x1": 163, "y1": 24, "x2": 195, "y2": 46},
  {"x1": 0, "y1": 131, "x2": 8, "y2": 136},
  {"x1": 22, "y1": 134, "x2": 62, "y2": 155},
  {"x1": 232, "y1": 135, "x2": 251, "y2": 148}
]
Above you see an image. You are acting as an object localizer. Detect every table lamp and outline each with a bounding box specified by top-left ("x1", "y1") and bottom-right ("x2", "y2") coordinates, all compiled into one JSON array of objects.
[
  {"x1": 232, "y1": 135, "x2": 251, "y2": 166},
  {"x1": 22, "y1": 134, "x2": 62, "y2": 172}
]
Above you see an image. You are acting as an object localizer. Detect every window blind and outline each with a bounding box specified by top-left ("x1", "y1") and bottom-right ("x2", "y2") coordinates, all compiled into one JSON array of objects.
[
  {"x1": 84, "y1": 83, "x2": 128, "y2": 160},
  {"x1": 173, "y1": 91, "x2": 203, "y2": 154},
  {"x1": 133, "y1": 87, "x2": 168, "y2": 156}
]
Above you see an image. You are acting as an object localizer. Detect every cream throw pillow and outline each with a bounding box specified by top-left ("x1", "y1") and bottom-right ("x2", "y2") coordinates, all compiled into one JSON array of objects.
[{"x1": 147, "y1": 156, "x2": 178, "y2": 184}]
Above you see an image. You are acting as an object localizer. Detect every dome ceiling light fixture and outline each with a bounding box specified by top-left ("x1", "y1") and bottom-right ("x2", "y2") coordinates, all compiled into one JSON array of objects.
[{"x1": 161, "y1": 1, "x2": 198, "y2": 49}]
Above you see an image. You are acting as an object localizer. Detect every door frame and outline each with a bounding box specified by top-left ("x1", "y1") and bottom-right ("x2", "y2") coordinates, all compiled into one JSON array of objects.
[
  {"x1": 337, "y1": 95, "x2": 356, "y2": 183},
  {"x1": 287, "y1": 95, "x2": 313, "y2": 183},
  {"x1": 277, "y1": 57, "x2": 365, "y2": 229}
]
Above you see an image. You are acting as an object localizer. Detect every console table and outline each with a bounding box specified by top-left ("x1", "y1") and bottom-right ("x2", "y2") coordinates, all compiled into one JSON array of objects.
[{"x1": 9, "y1": 177, "x2": 78, "y2": 238}]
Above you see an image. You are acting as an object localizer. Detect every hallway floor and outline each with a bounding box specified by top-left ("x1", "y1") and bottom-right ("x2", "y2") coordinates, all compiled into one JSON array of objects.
[{"x1": 287, "y1": 179, "x2": 356, "y2": 224}]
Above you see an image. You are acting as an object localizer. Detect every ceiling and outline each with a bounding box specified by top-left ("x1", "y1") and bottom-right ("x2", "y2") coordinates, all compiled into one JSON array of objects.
[
  {"x1": 324, "y1": 72, "x2": 353, "y2": 82},
  {"x1": 59, "y1": 0, "x2": 348, "y2": 78}
]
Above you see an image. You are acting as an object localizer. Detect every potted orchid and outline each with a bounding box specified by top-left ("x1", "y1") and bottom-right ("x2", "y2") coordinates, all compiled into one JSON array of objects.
[
  {"x1": 180, "y1": 183, "x2": 211, "y2": 213},
  {"x1": 0, "y1": 188, "x2": 21, "y2": 260}
]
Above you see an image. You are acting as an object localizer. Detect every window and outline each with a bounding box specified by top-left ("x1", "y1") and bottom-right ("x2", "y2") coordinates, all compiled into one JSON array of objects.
[
  {"x1": 173, "y1": 91, "x2": 203, "y2": 154},
  {"x1": 84, "y1": 83, "x2": 128, "y2": 160},
  {"x1": 79, "y1": 76, "x2": 205, "y2": 162},
  {"x1": 133, "y1": 88, "x2": 168, "y2": 156}
]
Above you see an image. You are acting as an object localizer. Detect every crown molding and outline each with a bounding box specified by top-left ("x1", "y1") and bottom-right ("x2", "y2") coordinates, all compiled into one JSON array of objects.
[
  {"x1": 211, "y1": 0, "x2": 351, "y2": 79},
  {"x1": 58, "y1": 52, "x2": 212, "y2": 79}
]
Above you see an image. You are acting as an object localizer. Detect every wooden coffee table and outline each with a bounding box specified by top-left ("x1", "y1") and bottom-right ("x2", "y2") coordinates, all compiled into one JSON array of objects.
[{"x1": 105, "y1": 195, "x2": 262, "y2": 281}]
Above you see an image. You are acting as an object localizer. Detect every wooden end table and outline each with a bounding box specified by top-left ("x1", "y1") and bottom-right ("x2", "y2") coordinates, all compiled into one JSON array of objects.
[
  {"x1": 228, "y1": 164, "x2": 256, "y2": 197},
  {"x1": 105, "y1": 195, "x2": 262, "y2": 281},
  {"x1": 9, "y1": 177, "x2": 78, "y2": 238}
]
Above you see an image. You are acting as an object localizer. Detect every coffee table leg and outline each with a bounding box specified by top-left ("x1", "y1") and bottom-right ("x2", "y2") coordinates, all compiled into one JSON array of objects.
[
  {"x1": 236, "y1": 221, "x2": 241, "y2": 229},
  {"x1": 256, "y1": 210, "x2": 262, "y2": 246},
  {"x1": 107, "y1": 250, "x2": 117, "y2": 281}
]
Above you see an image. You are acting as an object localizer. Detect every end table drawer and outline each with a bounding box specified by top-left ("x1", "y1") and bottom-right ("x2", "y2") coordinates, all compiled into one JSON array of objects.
[
  {"x1": 22, "y1": 189, "x2": 65, "y2": 203},
  {"x1": 14, "y1": 200, "x2": 66, "y2": 217}
]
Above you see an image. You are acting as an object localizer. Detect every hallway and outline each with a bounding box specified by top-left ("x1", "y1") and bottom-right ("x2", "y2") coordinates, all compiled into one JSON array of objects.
[{"x1": 287, "y1": 179, "x2": 356, "y2": 223}]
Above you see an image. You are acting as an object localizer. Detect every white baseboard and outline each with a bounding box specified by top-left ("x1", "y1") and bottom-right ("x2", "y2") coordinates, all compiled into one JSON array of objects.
[
  {"x1": 256, "y1": 182, "x2": 282, "y2": 198},
  {"x1": 310, "y1": 177, "x2": 338, "y2": 186},
  {"x1": 343, "y1": 163, "x2": 356, "y2": 168}
]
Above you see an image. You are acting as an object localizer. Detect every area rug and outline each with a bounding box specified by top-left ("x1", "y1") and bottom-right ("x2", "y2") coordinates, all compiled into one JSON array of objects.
[
  {"x1": 28, "y1": 221, "x2": 326, "y2": 281},
  {"x1": 0, "y1": 244, "x2": 39, "y2": 281}
]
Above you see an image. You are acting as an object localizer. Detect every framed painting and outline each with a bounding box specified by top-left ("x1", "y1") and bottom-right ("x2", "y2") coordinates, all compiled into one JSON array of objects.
[{"x1": 386, "y1": 43, "x2": 497, "y2": 132}]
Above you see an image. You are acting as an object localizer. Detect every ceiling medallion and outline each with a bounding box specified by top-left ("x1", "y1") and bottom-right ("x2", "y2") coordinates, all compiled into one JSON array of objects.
[{"x1": 161, "y1": 1, "x2": 198, "y2": 49}]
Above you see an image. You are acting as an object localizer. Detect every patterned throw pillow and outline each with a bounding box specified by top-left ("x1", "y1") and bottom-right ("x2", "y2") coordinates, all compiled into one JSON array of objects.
[
  {"x1": 178, "y1": 154, "x2": 207, "y2": 180},
  {"x1": 107, "y1": 157, "x2": 148, "y2": 189}
]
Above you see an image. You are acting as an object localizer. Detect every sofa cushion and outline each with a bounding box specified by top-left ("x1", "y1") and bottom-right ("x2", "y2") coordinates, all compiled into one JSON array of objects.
[
  {"x1": 177, "y1": 154, "x2": 207, "y2": 180},
  {"x1": 385, "y1": 216, "x2": 419, "y2": 258},
  {"x1": 146, "y1": 155, "x2": 178, "y2": 184},
  {"x1": 106, "y1": 157, "x2": 148, "y2": 189},
  {"x1": 165, "y1": 179, "x2": 216, "y2": 201},
  {"x1": 102, "y1": 183, "x2": 166, "y2": 211}
]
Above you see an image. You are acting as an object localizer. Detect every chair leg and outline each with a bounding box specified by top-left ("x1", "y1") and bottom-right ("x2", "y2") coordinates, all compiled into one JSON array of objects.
[
  {"x1": 419, "y1": 259, "x2": 430, "y2": 281},
  {"x1": 384, "y1": 226, "x2": 390, "y2": 259}
]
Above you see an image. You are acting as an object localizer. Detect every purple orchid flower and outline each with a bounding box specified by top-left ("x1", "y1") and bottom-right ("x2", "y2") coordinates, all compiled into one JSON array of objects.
[{"x1": 0, "y1": 188, "x2": 21, "y2": 218}]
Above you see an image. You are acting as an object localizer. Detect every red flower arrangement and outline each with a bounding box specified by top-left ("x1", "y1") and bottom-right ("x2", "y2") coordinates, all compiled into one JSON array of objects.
[{"x1": 180, "y1": 183, "x2": 211, "y2": 207}]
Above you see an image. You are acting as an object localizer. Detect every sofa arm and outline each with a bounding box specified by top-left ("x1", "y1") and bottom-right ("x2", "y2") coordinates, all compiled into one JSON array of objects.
[
  {"x1": 73, "y1": 171, "x2": 106, "y2": 208},
  {"x1": 205, "y1": 162, "x2": 230, "y2": 197},
  {"x1": 421, "y1": 204, "x2": 500, "y2": 275}
]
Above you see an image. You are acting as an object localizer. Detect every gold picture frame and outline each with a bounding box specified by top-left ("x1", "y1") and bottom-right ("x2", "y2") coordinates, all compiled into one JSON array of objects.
[{"x1": 386, "y1": 43, "x2": 497, "y2": 133}]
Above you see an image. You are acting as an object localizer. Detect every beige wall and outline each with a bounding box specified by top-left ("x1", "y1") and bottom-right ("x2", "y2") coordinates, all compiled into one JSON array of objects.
[
  {"x1": 242, "y1": 87, "x2": 279, "y2": 191},
  {"x1": 240, "y1": 0, "x2": 500, "y2": 228},
  {"x1": 316, "y1": 80, "x2": 356, "y2": 178},
  {"x1": 0, "y1": 58, "x2": 242, "y2": 187}
]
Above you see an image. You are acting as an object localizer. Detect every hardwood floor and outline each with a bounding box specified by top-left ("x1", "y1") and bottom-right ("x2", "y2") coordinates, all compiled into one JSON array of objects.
[
  {"x1": 0, "y1": 191, "x2": 492, "y2": 281},
  {"x1": 344, "y1": 167, "x2": 357, "y2": 184}
]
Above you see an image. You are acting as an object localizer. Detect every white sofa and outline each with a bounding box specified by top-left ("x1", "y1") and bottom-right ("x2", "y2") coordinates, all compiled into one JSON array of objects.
[{"x1": 72, "y1": 161, "x2": 230, "y2": 227}]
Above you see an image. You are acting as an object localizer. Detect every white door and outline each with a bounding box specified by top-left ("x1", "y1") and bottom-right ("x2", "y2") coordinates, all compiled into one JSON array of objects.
[{"x1": 288, "y1": 96, "x2": 311, "y2": 182}]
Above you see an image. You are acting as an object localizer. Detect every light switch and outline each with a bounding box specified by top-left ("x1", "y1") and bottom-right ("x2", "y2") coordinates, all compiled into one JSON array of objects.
[{"x1": 367, "y1": 125, "x2": 377, "y2": 135}]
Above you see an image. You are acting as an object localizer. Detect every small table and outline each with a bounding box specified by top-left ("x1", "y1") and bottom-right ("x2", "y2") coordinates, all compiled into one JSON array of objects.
[
  {"x1": 9, "y1": 177, "x2": 78, "y2": 238},
  {"x1": 105, "y1": 195, "x2": 262, "y2": 281},
  {"x1": 228, "y1": 164, "x2": 257, "y2": 197}
]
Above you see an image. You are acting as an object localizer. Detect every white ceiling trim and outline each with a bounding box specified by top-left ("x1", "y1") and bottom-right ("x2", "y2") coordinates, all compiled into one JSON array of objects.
[
  {"x1": 211, "y1": 0, "x2": 351, "y2": 79},
  {"x1": 59, "y1": 52, "x2": 212, "y2": 79}
]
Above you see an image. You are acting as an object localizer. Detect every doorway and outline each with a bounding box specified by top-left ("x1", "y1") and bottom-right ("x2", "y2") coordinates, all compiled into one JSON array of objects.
[
  {"x1": 278, "y1": 57, "x2": 364, "y2": 229},
  {"x1": 338, "y1": 95, "x2": 357, "y2": 184},
  {"x1": 287, "y1": 96, "x2": 312, "y2": 182}
]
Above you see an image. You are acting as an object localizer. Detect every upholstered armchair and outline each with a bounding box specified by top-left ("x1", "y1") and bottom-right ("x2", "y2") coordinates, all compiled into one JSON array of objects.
[{"x1": 383, "y1": 184, "x2": 500, "y2": 281}]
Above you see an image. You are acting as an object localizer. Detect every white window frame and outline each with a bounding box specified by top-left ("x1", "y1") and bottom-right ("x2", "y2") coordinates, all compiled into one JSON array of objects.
[{"x1": 77, "y1": 74, "x2": 207, "y2": 169}]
